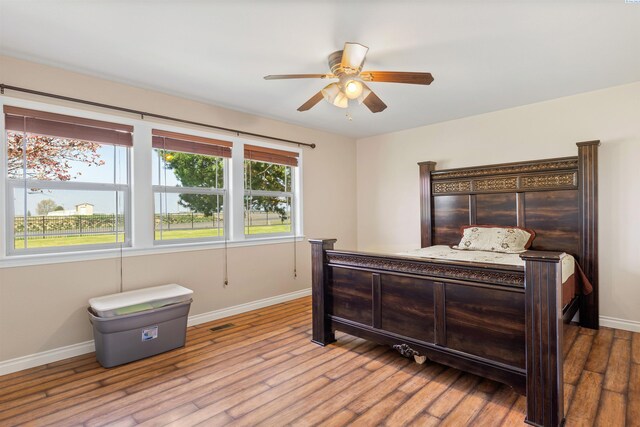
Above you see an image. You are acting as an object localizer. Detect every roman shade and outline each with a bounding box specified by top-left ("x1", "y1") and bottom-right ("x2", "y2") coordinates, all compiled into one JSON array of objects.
[
  {"x1": 152, "y1": 129, "x2": 232, "y2": 158},
  {"x1": 244, "y1": 144, "x2": 299, "y2": 167},
  {"x1": 4, "y1": 106, "x2": 133, "y2": 146}
]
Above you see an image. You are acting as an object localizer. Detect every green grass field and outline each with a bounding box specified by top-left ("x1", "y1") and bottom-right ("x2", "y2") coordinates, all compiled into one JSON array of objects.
[
  {"x1": 14, "y1": 234, "x2": 126, "y2": 249},
  {"x1": 14, "y1": 224, "x2": 291, "y2": 249}
]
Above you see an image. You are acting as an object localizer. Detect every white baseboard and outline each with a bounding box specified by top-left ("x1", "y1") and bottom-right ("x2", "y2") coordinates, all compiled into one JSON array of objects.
[
  {"x1": 187, "y1": 288, "x2": 311, "y2": 327},
  {"x1": 600, "y1": 315, "x2": 640, "y2": 333},
  {"x1": 0, "y1": 340, "x2": 96, "y2": 377},
  {"x1": 0, "y1": 288, "x2": 311, "y2": 376}
]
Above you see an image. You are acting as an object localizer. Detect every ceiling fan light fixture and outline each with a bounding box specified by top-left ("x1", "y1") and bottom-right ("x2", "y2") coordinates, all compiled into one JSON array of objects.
[
  {"x1": 321, "y1": 83, "x2": 349, "y2": 108},
  {"x1": 321, "y1": 83, "x2": 339, "y2": 102},
  {"x1": 333, "y1": 91, "x2": 349, "y2": 108},
  {"x1": 344, "y1": 80, "x2": 364, "y2": 99}
]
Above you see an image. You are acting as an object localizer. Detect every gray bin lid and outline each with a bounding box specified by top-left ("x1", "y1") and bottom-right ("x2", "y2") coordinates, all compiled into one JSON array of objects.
[{"x1": 89, "y1": 284, "x2": 193, "y2": 317}]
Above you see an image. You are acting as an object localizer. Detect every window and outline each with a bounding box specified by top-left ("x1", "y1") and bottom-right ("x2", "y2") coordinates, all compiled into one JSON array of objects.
[
  {"x1": 244, "y1": 144, "x2": 298, "y2": 236},
  {"x1": 152, "y1": 129, "x2": 230, "y2": 243},
  {"x1": 0, "y1": 100, "x2": 303, "y2": 261},
  {"x1": 4, "y1": 106, "x2": 131, "y2": 253}
]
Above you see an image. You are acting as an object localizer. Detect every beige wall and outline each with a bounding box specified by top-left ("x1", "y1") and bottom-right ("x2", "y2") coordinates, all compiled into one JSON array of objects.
[
  {"x1": 356, "y1": 81, "x2": 640, "y2": 326},
  {"x1": 0, "y1": 56, "x2": 357, "y2": 361},
  {"x1": 1, "y1": 54, "x2": 638, "y2": 362}
]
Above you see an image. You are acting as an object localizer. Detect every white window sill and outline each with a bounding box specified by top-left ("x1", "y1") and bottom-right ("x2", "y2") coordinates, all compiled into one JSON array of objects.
[{"x1": 0, "y1": 235, "x2": 306, "y2": 269}]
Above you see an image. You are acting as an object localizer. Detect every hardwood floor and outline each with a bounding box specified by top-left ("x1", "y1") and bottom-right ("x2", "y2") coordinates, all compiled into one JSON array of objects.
[{"x1": 0, "y1": 296, "x2": 638, "y2": 426}]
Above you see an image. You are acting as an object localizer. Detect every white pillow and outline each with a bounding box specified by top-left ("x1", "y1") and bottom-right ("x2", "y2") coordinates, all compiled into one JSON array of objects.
[{"x1": 453, "y1": 226, "x2": 534, "y2": 254}]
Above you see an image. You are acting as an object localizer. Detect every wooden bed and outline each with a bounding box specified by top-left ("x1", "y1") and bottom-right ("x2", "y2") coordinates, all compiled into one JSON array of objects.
[{"x1": 310, "y1": 141, "x2": 599, "y2": 427}]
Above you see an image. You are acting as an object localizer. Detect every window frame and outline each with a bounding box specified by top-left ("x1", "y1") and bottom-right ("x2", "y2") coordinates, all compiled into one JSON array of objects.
[
  {"x1": 152, "y1": 146, "x2": 229, "y2": 245},
  {"x1": 243, "y1": 162, "x2": 296, "y2": 238},
  {"x1": 4, "y1": 115, "x2": 132, "y2": 256}
]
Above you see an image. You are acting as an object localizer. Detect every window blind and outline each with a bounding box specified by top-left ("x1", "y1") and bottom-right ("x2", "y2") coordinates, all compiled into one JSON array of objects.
[
  {"x1": 4, "y1": 106, "x2": 133, "y2": 146},
  {"x1": 152, "y1": 129, "x2": 232, "y2": 158},
  {"x1": 244, "y1": 144, "x2": 299, "y2": 167}
]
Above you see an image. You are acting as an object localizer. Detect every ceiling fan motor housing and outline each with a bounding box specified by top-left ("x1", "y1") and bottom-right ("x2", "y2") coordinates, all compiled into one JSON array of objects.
[
  {"x1": 329, "y1": 50, "x2": 361, "y2": 77},
  {"x1": 329, "y1": 50, "x2": 363, "y2": 97}
]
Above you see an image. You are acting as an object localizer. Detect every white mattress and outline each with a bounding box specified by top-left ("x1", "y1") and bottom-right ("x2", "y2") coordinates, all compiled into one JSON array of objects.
[
  {"x1": 397, "y1": 245, "x2": 575, "y2": 283},
  {"x1": 89, "y1": 284, "x2": 193, "y2": 318}
]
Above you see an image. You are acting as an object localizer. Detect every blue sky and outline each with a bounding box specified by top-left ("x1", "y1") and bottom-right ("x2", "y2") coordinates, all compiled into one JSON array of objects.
[
  {"x1": 12, "y1": 145, "x2": 186, "y2": 215},
  {"x1": 11, "y1": 142, "x2": 221, "y2": 216},
  {"x1": 12, "y1": 144, "x2": 129, "y2": 215}
]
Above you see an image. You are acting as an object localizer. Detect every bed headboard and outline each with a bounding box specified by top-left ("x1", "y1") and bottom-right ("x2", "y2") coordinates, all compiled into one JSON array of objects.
[{"x1": 419, "y1": 141, "x2": 600, "y2": 328}]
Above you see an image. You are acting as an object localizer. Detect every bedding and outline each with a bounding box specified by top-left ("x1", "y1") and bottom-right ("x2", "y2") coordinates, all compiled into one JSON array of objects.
[
  {"x1": 397, "y1": 245, "x2": 592, "y2": 307},
  {"x1": 453, "y1": 225, "x2": 535, "y2": 253}
]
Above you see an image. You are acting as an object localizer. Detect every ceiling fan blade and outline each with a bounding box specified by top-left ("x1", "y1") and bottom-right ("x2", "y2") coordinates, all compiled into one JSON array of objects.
[
  {"x1": 360, "y1": 71, "x2": 434, "y2": 85},
  {"x1": 297, "y1": 91, "x2": 324, "y2": 112},
  {"x1": 264, "y1": 74, "x2": 335, "y2": 80},
  {"x1": 341, "y1": 42, "x2": 369, "y2": 72},
  {"x1": 361, "y1": 85, "x2": 387, "y2": 113}
]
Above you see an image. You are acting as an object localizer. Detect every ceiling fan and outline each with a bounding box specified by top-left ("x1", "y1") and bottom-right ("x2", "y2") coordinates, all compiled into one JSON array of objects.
[{"x1": 264, "y1": 42, "x2": 434, "y2": 113}]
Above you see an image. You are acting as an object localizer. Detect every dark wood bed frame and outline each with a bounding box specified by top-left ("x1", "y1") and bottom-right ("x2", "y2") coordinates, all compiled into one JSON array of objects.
[{"x1": 310, "y1": 141, "x2": 599, "y2": 427}]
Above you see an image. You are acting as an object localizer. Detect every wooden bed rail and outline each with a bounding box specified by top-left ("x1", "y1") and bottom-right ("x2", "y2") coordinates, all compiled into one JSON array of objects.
[{"x1": 310, "y1": 238, "x2": 567, "y2": 427}]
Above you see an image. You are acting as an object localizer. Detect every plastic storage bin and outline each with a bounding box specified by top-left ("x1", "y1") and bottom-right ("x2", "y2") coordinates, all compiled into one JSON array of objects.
[
  {"x1": 88, "y1": 285, "x2": 193, "y2": 368},
  {"x1": 89, "y1": 284, "x2": 193, "y2": 318}
]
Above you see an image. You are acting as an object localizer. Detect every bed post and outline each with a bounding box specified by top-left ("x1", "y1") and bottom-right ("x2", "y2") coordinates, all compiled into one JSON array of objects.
[
  {"x1": 521, "y1": 251, "x2": 565, "y2": 427},
  {"x1": 418, "y1": 161, "x2": 437, "y2": 248},
  {"x1": 309, "y1": 238, "x2": 337, "y2": 346},
  {"x1": 577, "y1": 140, "x2": 600, "y2": 329}
]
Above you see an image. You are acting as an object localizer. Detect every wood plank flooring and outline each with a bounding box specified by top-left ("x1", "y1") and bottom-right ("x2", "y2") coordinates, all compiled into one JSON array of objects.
[{"x1": 0, "y1": 296, "x2": 638, "y2": 426}]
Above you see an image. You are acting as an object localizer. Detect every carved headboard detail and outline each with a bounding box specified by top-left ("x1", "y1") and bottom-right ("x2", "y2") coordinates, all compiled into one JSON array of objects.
[{"x1": 419, "y1": 141, "x2": 600, "y2": 328}]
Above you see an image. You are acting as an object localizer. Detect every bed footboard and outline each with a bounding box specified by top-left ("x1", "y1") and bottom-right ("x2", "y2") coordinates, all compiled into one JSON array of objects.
[
  {"x1": 310, "y1": 238, "x2": 565, "y2": 427},
  {"x1": 311, "y1": 238, "x2": 337, "y2": 346},
  {"x1": 521, "y1": 251, "x2": 565, "y2": 427}
]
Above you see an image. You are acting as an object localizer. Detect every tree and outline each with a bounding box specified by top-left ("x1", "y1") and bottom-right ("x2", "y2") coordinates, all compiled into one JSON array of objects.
[
  {"x1": 7, "y1": 132, "x2": 104, "y2": 181},
  {"x1": 36, "y1": 199, "x2": 58, "y2": 215},
  {"x1": 161, "y1": 151, "x2": 291, "y2": 221},
  {"x1": 244, "y1": 161, "x2": 291, "y2": 222},
  {"x1": 160, "y1": 151, "x2": 225, "y2": 216}
]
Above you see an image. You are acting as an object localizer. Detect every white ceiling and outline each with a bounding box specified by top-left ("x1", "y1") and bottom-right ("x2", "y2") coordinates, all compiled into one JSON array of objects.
[{"x1": 1, "y1": 1, "x2": 640, "y2": 139}]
